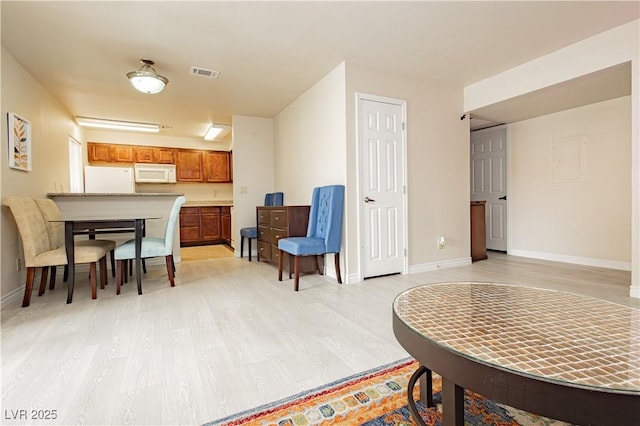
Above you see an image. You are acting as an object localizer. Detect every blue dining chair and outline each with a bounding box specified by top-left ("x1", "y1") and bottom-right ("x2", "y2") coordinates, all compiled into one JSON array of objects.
[
  {"x1": 114, "y1": 196, "x2": 186, "y2": 295},
  {"x1": 240, "y1": 192, "x2": 284, "y2": 261},
  {"x1": 277, "y1": 185, "x2": 344, "y2": 291}
]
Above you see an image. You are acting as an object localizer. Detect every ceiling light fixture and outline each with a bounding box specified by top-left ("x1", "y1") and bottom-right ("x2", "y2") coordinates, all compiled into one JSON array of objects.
[
  {"x1": 126, "y1": 59, "x2": 169, "y2": 94},
  {"x1": 204, "y1": 124, "x2": 231, "y2": 141},
  {"x1": 76, "y1": 116, "x2": 161, "y2": 133}
]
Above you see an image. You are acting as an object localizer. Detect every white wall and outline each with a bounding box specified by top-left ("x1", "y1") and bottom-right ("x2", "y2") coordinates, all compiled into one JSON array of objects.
[
  {"x1": 232, "y1": 115, "x2": 274, "y2": 256},
  {"x1": 509, "y1": 97, "x2": 631, "y2": 269},
  {"x1": 464, "y1": 20, "x2": 639, "y2": 298},
  {"x1": 345, "y1": 62, "x2": 470, "y2": 281},
  {"x1": 1, "y1": 47, "x2": 82, "y2": 301}
]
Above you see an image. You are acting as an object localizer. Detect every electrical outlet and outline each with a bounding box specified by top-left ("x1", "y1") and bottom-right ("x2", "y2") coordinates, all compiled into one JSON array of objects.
[
  {"x1": 16, "y1": 258, "x2": 22, "y2": 271},
  {"x1": 438, "y1": 236, "x2": 446, "y2": 250}
]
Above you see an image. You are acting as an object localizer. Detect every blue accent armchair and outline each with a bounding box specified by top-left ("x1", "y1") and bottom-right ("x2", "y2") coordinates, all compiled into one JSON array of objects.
[
  {"x1": 240, "y1": 192, "x2": 284, "y2": 261},
  {"x1": 277, "y1": 185, "x2": 344, "y2": 291}
]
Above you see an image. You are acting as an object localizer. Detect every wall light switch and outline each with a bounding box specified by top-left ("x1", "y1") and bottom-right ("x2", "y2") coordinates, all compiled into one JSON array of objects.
[
  {"x1": 438, "y1": 236, "x2": 446, "y2": 250},
  {"x1": 240, "y1": 186, "x2": 248, "y2": 194}
]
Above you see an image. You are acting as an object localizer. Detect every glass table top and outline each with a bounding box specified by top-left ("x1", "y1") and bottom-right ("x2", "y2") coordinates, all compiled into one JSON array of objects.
[{"x1": 393, "y1": 282, "x2": 640, "y2": 393}]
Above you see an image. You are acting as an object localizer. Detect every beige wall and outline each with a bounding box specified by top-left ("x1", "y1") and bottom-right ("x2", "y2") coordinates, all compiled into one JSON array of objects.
[
  {"x1": 464, "y1": 20, "x2": 639, "y2": 297},
  {"x1": 346, "y1": 63, "x2": 469, "y2": 281},
  {"x1": 273, "y1": 62, "x2": 347, "y2": 203},
  {"x1": 1, "y1": 47, "x2": 81, "y2": 300},
  {"x1": 231, "y1": 115, "x2": 274, "y2": 255},
  {"x1": 509, "y1": 96, "x2": 631, "y2": 268}
]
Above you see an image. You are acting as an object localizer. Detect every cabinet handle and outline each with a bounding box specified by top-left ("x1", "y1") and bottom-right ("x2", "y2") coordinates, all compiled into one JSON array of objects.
[{"x1": 274, "y1": 216, "x2": 279, "y2": 220}]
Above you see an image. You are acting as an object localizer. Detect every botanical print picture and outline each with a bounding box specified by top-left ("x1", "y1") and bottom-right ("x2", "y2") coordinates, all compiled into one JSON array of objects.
[{"x1": 7, "y1": 112, "x2": 32, "y2": 171}]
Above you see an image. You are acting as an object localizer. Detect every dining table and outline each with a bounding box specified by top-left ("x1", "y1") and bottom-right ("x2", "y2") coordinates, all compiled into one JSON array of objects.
[{"x1": 53, "y1": 215, "x2": 159, "y2": 303}]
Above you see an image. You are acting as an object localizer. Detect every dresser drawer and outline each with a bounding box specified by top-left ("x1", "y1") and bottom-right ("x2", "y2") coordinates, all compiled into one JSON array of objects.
[
  {"x1": 271, "y1": 227, "x2": 288, "y2": 245},
  {"x1": 257, "y1": 240, "x2": 271, "y2": 261},
  {"x1": 258, "y1": 225, "x2": 272, "y2": 244},
  {"x1": 270, "y1": 209, "x2": 288, "y2": 227},
  {"x1": 257, "y1": 209, "x2": 270, "y2": 225}
]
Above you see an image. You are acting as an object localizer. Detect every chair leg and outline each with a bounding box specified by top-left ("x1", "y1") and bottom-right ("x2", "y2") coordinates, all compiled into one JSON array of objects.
[
  {"x1": 49, "y1": 265, "x2": 57, "y2": 290},
  {"x1": 110, "y1": 249, "x2": 116, "y2": 277},
  {"x1": 116, "y1": 260, "x2": 123, "y2": 295},
  {"x1": 38, "y1": 266, "x2": 49, "y2": 296},
  {"x1": 248, "y1": 238, "x2": 252, "y2": 262},
  {"x1": 241, "y1": 236, "x2": 245, "y2": 258},
  {"x1": 63, "y1": 264, "x2": 68, "y2": 282},
  {"x1": 335, "y1": 252, "x2": 342, "y2": 284},
  {"x1": 89, "y1": 262, "x2": 97, "y2": 300},
  {"x1": 172, "y1": 256, "x2": 176, "y2": 274},
  {"x1": 315, "y1": 255, "x2": 322, "y2": 275},
  {"x1": 99, "y1": 256, "x2": 108, "y2": 289},
  {"x1": 142, "y1": 259, "x2": 147, "y2": 274},
  {"x1": 22, "y1": 267, "x2": 36, "y2": 307},
  {"x1": 293, "y1": 255, "x2": 300, "y2": 291},
  {"x1": 124, "y1": 260, "x2": 128, "y2": 284},
  {"x1": 165, "y1": 255, "x2": 175, "y2": 287},
  {"x1": 128, "y1": 259, "x2": 133, "y2": 277},
  {"x1": 278, "y1": 249, "x2": 284, "y2": 281}
]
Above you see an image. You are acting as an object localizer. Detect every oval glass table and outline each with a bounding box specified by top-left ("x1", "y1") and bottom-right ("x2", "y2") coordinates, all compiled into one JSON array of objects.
[{"x1": 392, "y1": 282, "x2": 640, "y2": 426}]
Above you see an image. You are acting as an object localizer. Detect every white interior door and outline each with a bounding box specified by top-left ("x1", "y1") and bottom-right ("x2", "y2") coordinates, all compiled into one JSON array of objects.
[
  {"x1": 358, "y1": 94, "x2": 407, "y2": 278},
  {"x1": 471, "y1": 126, "x2": 507, "y2": 251}
]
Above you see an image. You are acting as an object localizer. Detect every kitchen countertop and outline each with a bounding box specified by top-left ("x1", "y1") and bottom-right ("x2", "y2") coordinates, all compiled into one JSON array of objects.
[
  {"x1": 48, "y1": 192, "x2": 184, "y2": 197},
  {"x1": 183, "y1": 200, "x2": 233, "y2": 207}
]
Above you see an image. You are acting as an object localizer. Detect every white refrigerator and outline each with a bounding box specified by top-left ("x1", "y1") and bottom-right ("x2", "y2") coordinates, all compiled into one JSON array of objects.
[{"x1": 84, "y1": 166, "x2": 135, "y2": 193}]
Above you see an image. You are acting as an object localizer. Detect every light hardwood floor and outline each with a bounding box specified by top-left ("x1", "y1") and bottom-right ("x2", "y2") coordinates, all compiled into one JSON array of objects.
[{"x1": 1, "y1": 253, "x2": 637, "y2": 425}]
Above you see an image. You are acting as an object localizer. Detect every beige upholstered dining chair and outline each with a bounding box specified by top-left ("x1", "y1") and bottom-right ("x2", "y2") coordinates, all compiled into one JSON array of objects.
[
  {"x1": 35, "y1": 198, "x2": 116, "y2": 289},
  {"x1": 2, "y1": 196, "x2": 108, "y2": 307}
]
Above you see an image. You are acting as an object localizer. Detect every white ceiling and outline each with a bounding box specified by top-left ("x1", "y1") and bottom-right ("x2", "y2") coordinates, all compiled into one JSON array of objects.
[{"x1": 2, "y1": 1, "x2": 638, "y2": 139}]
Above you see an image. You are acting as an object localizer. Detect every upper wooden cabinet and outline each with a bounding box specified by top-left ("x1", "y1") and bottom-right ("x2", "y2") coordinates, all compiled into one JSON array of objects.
[
  {"x1": 88, "y1": 142, "x2": 230, "y2": 182},
  {"x1": 176, "y1": 150, "x2": 204, "y2": 182},
  {"x1": 133, "y1": 146, "x2": 176, "y2": 164},
  {"x1": 204, "y1": 151, "x2": 230, "y2": 183},
  {"x1": 88, "y1": 142, "x2": 134, "y2": 163}
]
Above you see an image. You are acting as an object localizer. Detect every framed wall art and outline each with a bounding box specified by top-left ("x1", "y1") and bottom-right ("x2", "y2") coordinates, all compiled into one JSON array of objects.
[{"x1": 7, "y1": 112, "x2": 32, "y2": 171}]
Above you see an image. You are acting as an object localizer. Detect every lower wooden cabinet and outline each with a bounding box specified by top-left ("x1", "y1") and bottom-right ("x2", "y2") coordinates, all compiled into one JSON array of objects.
[
  {"x1": 179, "y1": 206, "x2": 230, "y2": 247},
  {"x1": 470, "y1": 201, "x2": 487, "y2": 261}
]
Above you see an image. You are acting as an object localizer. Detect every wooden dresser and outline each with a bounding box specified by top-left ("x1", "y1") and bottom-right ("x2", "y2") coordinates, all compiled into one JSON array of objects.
[
  {"x1": 256, "y1": 205, "x2": 310, "y2": 266},
  {"x1": 470, "y1": 201, "x2": 488, "y2": 261}
]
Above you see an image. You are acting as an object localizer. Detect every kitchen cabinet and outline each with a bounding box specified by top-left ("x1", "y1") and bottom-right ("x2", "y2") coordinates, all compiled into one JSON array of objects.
[
  {"x1": 220, "y1": 207, "x2": 231, "y2": 245},
  {"x1": 204, "y1": 151, "x2": 230, "y2": 183},
  {"x1": 470, "y1": 201, "x2": 488, "y2": 261},
  {"x1": 154, "y1": 147, "x2": 176, "y2": 164},
  {"x1": 179, "y1": 206, "x2": 231, "y2": 247},
  {"x1": 133, "y1": 146, "x2": 154, "y2": 163},
  {"x1": 88, "y1": 142, "x2": 133, "y2": 163},
  {"x1": 176, "y1": 150, "x2": 204, "y2": 182}
]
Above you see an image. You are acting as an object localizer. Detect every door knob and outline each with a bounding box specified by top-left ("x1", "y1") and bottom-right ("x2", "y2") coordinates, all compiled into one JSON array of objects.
[
  {"x1": 499, "y1": 196, "x2": 507, "y2": 200},
  {"x1": 364, "y1": 197, "x2": 376, "y2": 203}
]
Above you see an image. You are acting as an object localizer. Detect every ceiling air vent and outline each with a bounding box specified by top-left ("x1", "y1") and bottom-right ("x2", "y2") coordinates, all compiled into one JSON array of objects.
[{"x1": 190, "y1": 66, "x2": 220, "y2": 79}]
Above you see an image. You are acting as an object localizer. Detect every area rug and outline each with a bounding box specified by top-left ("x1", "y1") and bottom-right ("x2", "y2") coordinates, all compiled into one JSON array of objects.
[{"x1": 205, "y1": 358, "x2": 569, "y2": 426}]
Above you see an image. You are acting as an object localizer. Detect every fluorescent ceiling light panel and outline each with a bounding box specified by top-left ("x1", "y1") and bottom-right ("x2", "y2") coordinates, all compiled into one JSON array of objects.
[
  {"x1": 204, "y1": 124, "x2": 230, "y2": 141},
  {"x1": 76, "y1": 116, "x2": 160, "y2": 133}
]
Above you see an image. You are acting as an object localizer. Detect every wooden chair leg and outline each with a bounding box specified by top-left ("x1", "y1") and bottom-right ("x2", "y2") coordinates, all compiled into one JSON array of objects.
[
  {"x1": 49, "y1": 265, "x2": 57, "y2": 290},
  {"x1": 142, "y1": 259, "x2": 147, "y2": 274},
  {"x1": 278, "y1": 249, "x2": 284, "y2": 281},
  {"x1": 335, "y1": 252, "x2": 342, "y2": 284},
  {"x1": 165, "y1": 255, "x2": 175, "y2": 287},
  {"x1": 63, "y1": 264, "x2": 68, "y2": 282},
  {"x1": 99, "y1": 257, "x2": 107, "y2": 289},
  {"x1": 294, "y1": 255, "x2": 300, "y2": 291},
  {"x1": 110, "y1": 249, "x2": 116, "y2": 277},
  {"x1": 241, "y1": 236, "x2": 245, "y2": 258},
  {"x1": 288, "y1": 254, "x2": 293, "y2": 279},
  {"x1": 23, "y1": 267, "x2": 36, "y2": 307},
  {"x1": 248, "y1": 238, "x2": 252, "y2": 261},
  {"x1": 89, "y1": 262, "x2": 97, "y2": 300},
  {"x1": 38, "y1": 266, "x2": 49, "y2": 296},
  {"x1": 172, "y1": 256, "x2": 176, "y2": 274},
  {"x1": 116, "y1": 260, "x2": 123, "y2": 295},
  {"x1": 124, "y1": 260, "x2": 128, "y2": 284},
  {"x1": 128, "y1": 259, "x2": 133, "y2": 277}
]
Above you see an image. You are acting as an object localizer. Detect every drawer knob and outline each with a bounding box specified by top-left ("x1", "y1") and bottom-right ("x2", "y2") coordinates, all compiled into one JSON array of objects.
[{"x1": 274, "y1": 216, "x2": 279, "y2": 220}]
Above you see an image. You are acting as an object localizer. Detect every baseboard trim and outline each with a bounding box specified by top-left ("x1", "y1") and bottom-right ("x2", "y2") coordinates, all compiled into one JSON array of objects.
[
  {"x1": 408, "y1": 257, "x2": 472, "y2": 274},
  {"x1": 508, "y1": 249, "x2": 631, "y2": 271}
]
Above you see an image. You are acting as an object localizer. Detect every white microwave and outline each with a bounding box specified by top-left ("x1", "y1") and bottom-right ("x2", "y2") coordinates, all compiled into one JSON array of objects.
[{"x1": 134, "y1": 163, "x2": 176, "y2": 183}]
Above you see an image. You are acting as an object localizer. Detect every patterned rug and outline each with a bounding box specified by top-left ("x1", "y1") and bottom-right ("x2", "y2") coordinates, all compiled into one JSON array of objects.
[{"x1": 205, "y1": 358, "x2": 570, "y2": 426}]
